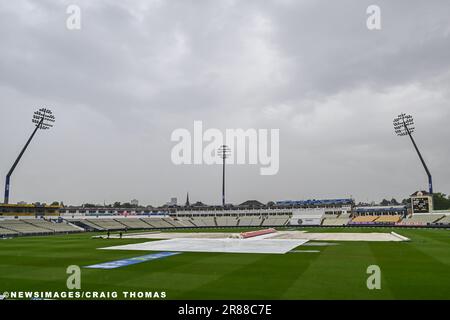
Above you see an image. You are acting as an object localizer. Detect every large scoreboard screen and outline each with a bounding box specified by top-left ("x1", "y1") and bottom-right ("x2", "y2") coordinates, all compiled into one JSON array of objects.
[{"x1": 412, "y1": 197, "x2": 430, "y2": 213}]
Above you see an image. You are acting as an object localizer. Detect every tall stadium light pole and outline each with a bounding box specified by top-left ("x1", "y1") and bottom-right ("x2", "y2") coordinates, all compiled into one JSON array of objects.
[
  {"x1": 217, "y1": 145, "x2": 231, "y2": 207},
  {"x1": 4, "y1": 108, "x2": 55, "y2": 204},
  {"x1": 393, "y1": 113, "x2": 432, "y2": 194}
]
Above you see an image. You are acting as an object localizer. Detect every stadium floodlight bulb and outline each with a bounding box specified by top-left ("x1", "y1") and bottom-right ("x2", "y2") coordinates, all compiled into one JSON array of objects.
[
  {"x1": 393, "y1": 113, "x2": 415, "y2": 136},
  {"x1": 33, "y1": 108, "x2": 56, "y2": 130},
  {"x1": 217, "y1": 145, "x2": 231, "y2": 159}
]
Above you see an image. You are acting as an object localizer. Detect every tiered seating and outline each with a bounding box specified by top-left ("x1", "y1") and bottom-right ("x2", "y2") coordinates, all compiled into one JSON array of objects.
[
  {"x1": 321, "y1": 217, "x2": 350, "y2": 226},
  {"x1": 215, "y1": 216, "x2": 227, "y2": 226},
  {"x1": 227, "y1": 217, "x2": 239, "y2": 226},
  {"x1": 203, "y1": 217, "x2": 217, "y2": 226},
  {"x1": 0, "y1": 220, "x2": 52, "y2": 235},
  {"x1": 216, "y1": 216, "x2": 239, "y2": 227},
  {"x1": 189, "y1": 217, "x2": 204, "y2": 226},
  {"x1": 141, "y1": 218, "x2": 174, "y2": 228},
  {"x1": 375, "y1": 215, "x2": 401, "y2": 223},
  {"x1": 238, "y1": 217, "x2": 252, "y2": 226},
  {"x1": 250, "y1": 217, "x2": 264, "y2": 226},
  {"x1": 164, "y1": 218, "x2": 186, "y2": 228},
  {"x1": 190, "y1": 217, "x2": 216, "y2": 227},
  {"x1": 0, "y1": 227, "x2": 19, "y2": 236},
  {"x1": 351, "y1": 216, "x2": 378, "y2": 223},
  {"x1": 262, "y1": 216, "x2": 289, "y2": 226},
  {"x1": 176, "y1": 218, "x2": 197, "y2": 227},
  {"x1": 115, "y1": 218, "x2": 152, "y2": 229},
  {"x1": 27, "y1": 219, "x2": 81, "y2": 232},
  {"x1": 238, "y1": 217, "x2": 263, "y2": 226},
  {"x1": 87, "y1": 219, "x2": 126, "y2": 230},
  {"x1": 437, "y1": 215, "x2": 450, "y2": 224},
  {"x1": 398, "y1": 214, "x2": 444, "y2": 226},
  {"x1": 74, "y1": 220, "x2": 105, "y2": 231}
]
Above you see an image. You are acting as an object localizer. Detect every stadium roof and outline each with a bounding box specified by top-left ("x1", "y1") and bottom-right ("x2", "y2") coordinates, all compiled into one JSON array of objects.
[
  {"x1": 354, "y1": 205, "x2": 407, "y2": 213},
  {"x1": 275, "y1": 199, "x2": 353, "y2": 206},
  {"x1": 239, "y1": 200, "x2": 265, "y2": 207}
]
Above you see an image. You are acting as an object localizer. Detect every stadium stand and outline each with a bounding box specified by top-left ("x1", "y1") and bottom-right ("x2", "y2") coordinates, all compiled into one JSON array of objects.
[
  {"x1": 398, "y1": 214, "x2": 444, "y2": 226},
  {"x1": 0, "y1": 220, "x2": 54, "y2": 235},
  {"x1": 238, "y1": 216, "x2": 263, "y2": 227},
  {"x1": 0, "y1": 227, "x2": 19, "y2": 237},
  {"x1": 323, "y1": 213, "x2": 339, "y2": 218},
  {"x1": 276, "y1": 199, "x2": 353, "y2": 206},
  {"x1": 290, "y1": 212, "x2": 324, "y2": 226},
  {"x1": 226, "y1": 217, "x2": 239, "y2": 226},
  {"x1": 203, "y1": 217, "x2": 217, "y2": 227},
  {"x1": 141, "y1": 217, "x2": 175, "y2": 228},
  {"x1": 190, "y1": 216, "x2": 216, "y2": 227},
  {"x1": 321, "y1": 216, "x2": 350, "y2": 226},
  {"x1": 436, "y1": 215, "x2": 450, "y2": 225},
  {"x1": 26, "y1": 219, "x2": 81, "y2": 233},
  {"x1": 164, "y1": 218, "x2": 186, "y2": 228},
  {"x1": 114, "y1": 218, "x2": 152, "y2": 229},
  {"x1": 176, "y1": 218, "x2": 198, "y2": 227},
  {"x1": 215, "y1": 216, "x2": 227, "y2": 226},
  {"x1": 375, "y1": 215, "x2": 402, "y2": 224},
  {"x1": 237, "y1": 217, "x2": 251, "y2": 226},
  {"x1": 86, "y1": 219, "x2": 126, "y2": 230},
  {"x1": 72, "y1": 219, "x2": 105, "y2": 231},
  {"x1": 262, "y1": 216, "x2": 289, "y2": 226},
  {"x1": 216, "y1": 216, "x2": 239, "y2": 227},
  {"x1": 351, "y1": 216, "x2": 378, "y2": 223}
]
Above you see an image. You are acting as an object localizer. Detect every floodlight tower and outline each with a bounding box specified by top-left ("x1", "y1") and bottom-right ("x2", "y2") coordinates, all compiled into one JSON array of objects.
[
  {"x1": 4, "y1": 108, "x2": 55, "y2": 204},
  {"x1": 217, "y1": 145, "x2": 231, "y2": 207},
  {"x1": 393, "y1": 113, "x2": 432, "y2": 194}
]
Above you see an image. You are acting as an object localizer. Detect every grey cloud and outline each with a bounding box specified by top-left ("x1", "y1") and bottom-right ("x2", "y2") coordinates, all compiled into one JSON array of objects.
[{"x1": 0, "y1": 0, "x2": 449, "y2": 205}]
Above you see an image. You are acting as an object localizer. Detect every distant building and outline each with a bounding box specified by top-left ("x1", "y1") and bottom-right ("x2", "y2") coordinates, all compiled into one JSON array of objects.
[
  {"x1": 130, "y1": 199, "x2": 139, "y2": 207},
  {"x1": 185, "y1": 193, "x2": 190, "y2": 207},
  {"x1": 239, "y1": 200, "x2": 264, "y2": 207},
  {"x1": 167, "y1": 197, "x2": 177, "y2": 207}
]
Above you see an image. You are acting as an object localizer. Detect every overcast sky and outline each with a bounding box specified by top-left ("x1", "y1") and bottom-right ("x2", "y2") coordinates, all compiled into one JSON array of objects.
[{"x1": 1, "y1": 0, "x2": 449, "y2": 206}]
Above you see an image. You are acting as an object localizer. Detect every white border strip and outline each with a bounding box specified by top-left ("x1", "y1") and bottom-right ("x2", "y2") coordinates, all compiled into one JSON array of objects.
[{"x1": 391, "y1": 231, "x2": 410, "y2": 241}]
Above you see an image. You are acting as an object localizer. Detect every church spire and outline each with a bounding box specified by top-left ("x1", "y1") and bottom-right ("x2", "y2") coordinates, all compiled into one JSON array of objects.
[{"x1": 185, "y1": 192, "x2": 190, "y2": 207}]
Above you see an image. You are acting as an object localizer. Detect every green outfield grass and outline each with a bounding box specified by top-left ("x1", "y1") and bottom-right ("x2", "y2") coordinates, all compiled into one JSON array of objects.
[{"x1": 0, "y1": 227, "x2": 449, "y2": 299}]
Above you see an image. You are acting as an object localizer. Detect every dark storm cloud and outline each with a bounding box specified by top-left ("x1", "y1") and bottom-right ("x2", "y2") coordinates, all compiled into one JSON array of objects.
[{"x1": 0, "y1": 0, "x2": 449, "y2": 205}]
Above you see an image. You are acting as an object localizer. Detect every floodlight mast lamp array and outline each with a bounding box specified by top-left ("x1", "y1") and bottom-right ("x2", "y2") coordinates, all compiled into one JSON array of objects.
[
  {"x1": 4, "y1": 108, "x2": 55, "y2": 204},
  {"x1": 218, "y1": 145, "x2": 231, "y2": 207},
  {"x1": 393, "y1": 113, "x2": 433, "y2": 194}
]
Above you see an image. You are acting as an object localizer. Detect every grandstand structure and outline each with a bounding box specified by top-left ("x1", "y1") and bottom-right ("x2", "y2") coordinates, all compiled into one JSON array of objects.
[
  {"x1": 0, "y1": 217, "x2": 81, "y2": 237},
  {"x1": 274, "y1": 199, "x2": 352, "y2": 226},
  {"x1": 349, "y1": 205, "x2": 407, "y2": 225},
  {"x1": 398, "y1": 213, "x2": 446, "y2": 226},
  {"x1": 1, "y1": 196, "x2": 449, "y2": 238},
  {"x1": 0, "y1": 203, "x2": 60, "y2": 216}
]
